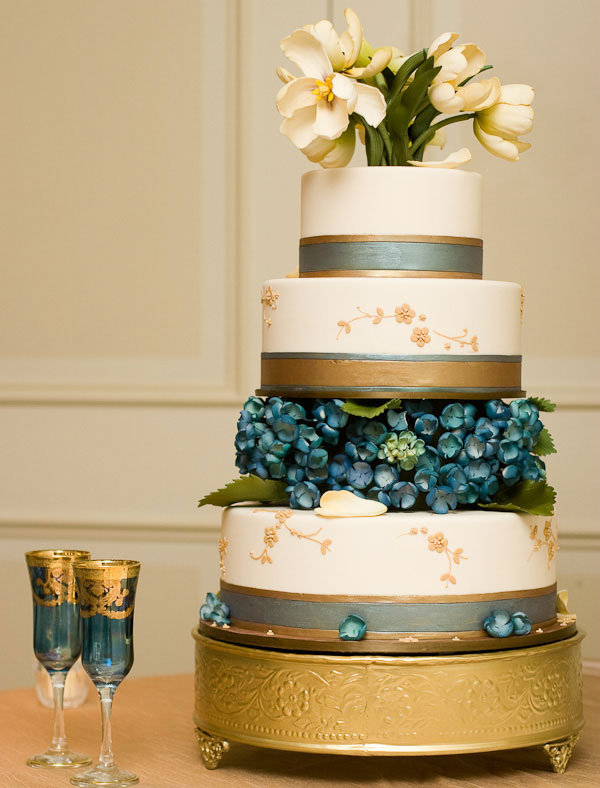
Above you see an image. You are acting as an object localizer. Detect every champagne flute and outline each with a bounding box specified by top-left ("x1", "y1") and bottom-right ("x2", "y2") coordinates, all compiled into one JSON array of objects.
[
  {"x1": 25, "y1": 549, "x2": 93, "y2": 769},
  {"x1": 71, "y1": 559, "x2": 141, "y2": 788}
]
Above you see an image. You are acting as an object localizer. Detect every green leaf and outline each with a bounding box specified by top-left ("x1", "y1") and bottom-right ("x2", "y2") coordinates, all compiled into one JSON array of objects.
[
  {"x1": 341, "y1": 398, "x2": 403, "y2": 419},
  {"x1": 355, "y1": 114, "x2": 385, "y2": 165},
  {"x1": 478, "y1": 481, "x2": 556, "y2": 516},
  {"x1": 531, "y1": 427, "x2": 557, "y2": 456},
  {"x1": 198, "y1": 476, "x2": 289, "y2": 508},
  {"x1": 458, "y1": 63, "x2": 493, "y2": 87},
  {"x1": 387, "y1": 49, "x2": 427, "y2": 106},
  {"x1": 528, "y1": 396, "x2": 557, "y2": 412}
]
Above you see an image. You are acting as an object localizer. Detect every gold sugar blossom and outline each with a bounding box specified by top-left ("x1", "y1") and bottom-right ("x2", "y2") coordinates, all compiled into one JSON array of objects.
[
  {"x1": 411, "y1": 326, "x2": 431, "y2": 347},
  {"x1": 250, "y1": 510, "x2": 332, "y2": 565},
  {"x1": 401, "y1": 526, "x2": 468, "y2": 588},
  {"x1": 218, "y1": 537, "x2": 228, "y2": 580},
  {"x1": 261, "y1": 285, "x2": 279, "y2": 328},
  {"x1": 529, "y1": 519, "x2": 558, "y2": 570},
  {"x1": 336, "y1": 303, "x2": 479, "y2": 352}
]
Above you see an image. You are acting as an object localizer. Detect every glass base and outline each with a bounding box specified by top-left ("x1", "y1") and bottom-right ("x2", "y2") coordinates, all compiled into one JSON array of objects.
[
  {"x1": 27, "y1": 748, "x2": 92, "y2": 768},
  {"x1": 69, "y1": 764, "x2": 139, "y2": 787}
]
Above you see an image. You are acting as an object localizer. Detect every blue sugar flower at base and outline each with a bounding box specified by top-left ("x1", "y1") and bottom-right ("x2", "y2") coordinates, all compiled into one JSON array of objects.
[
  {"x1": 338, "y1": 614, "x2": 367, "y2": 641},
  {"x1": 200, "y1": 592, "x2": 230, "y2": 627},
  {"x1": 511, "y1": 611, "x2": 532, "y2": 635},
  {"x1": 483, "y1": 609, "x2": 533, "y2": 638}
]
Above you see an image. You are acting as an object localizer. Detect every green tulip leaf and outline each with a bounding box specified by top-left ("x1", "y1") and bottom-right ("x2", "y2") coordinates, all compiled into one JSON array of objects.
[
  {"x1": 199, "y1": 476, "x2": 289, "y2": 508},
  {"x1": 531, "y1": 427, "x2": 556, "y2": 456},
  {"x1": 478, "y1": 480, "x2": 556, "y2": 516},
  {"x1": 387, "y1": 49, "x2": 427, "y2": 105},
  {"x1": 342, "y1": 398, "x2": 403, "y2": 419},
  {"x1": 355, "y1": 114, "x2": 385, "y2": 165},
  {"x1": 527, "y1": 396, "x2": 557, "y2": 412}
]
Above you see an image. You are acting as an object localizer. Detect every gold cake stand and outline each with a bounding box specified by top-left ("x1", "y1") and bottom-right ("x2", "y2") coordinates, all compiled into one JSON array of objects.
[{"x1": 193, "y1": 629, "x2": 584, "y2": 774}]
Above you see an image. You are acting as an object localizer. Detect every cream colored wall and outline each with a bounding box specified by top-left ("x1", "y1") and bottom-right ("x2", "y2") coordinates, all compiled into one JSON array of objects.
[{"x1": 1, "y1": 0, "x2": 598, "y2": 690}]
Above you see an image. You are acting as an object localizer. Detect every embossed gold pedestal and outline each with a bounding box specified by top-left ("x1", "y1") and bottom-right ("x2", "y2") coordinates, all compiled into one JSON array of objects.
[{"x1": 193, "y1": 629, "x2": 584, "y2": 773}]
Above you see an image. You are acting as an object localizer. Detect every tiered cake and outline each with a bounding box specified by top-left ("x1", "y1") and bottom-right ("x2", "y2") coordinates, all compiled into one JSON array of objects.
[{"x1": 201, "y1": 167, "x2": 568, "y2": 654}]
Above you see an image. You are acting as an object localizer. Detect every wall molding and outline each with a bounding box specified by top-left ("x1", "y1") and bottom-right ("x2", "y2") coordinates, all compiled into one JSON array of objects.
[{"x1": 0, "y1": 1, "x2": 248, "y2": 409}]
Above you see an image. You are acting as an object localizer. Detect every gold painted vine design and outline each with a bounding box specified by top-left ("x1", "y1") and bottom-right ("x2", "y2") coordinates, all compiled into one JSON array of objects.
[
  {"x1": 250, "y1": 510, "x2": 332, "y2": 565},
  {"x1": 399, "y1": 526, "x2": 468, "y2": 588},
  {"x1": 31, "y1": 567, "x2": 77, "y2": 607},
  {"x1": 336, "y1": 303, "x2": 479, "y2": 352},
  {"x1": 529, "y1": 519, "x2": 558, "y2": 570},
  {"x1": 261, "y1": 286, "x2": 279, "y2": 328},
  {"x1": 218, "y1": 537, "x2": 228, "y2": 580},
  {"x1": 78, "y1": 579, "x2": 133, "y2": 619}
]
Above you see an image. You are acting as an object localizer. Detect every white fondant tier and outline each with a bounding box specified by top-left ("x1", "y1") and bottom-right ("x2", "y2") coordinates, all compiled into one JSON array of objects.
[
  {"x1": 301, "y1": 168, "x2": 482, "y2": 240},
  {"x1": 259, "y1": 277, "x2": 522, "y2": 397},
  {"x1": 218, "y1": 507, "x2": 558, "y2": 642},
  {"x1": 221, "y1": 507, "x2": 556, "y2": 598}
]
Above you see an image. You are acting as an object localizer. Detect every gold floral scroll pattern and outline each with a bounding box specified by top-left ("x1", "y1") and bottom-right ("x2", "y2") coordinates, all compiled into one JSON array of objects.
[
  {"x1": 78, "y1": 579, "x2": 133, "y2": 619},
  {"x1": 250, "y1": 510, "x2": 332, "y2": 565},
  {"x1": 218, "y1": 537, "x2": 228, "y2": 580},
  {"x1": 399, "y1": 527, "x2": 468, "y2": 588},
  {"x1": 336, "y1": 304, "x2": 479, "y2": 352},
  {"x1": 529, "y1": 519, "x2": 558, "y2": 569},
  {"x1": 31, "y1": 567, "x2": 77, "y2": 607},
  {"x1": 194, "y1": 633, "x2": 583, "y2": 747},
  {"x1": 261, "y1": 285, "x2": 279, "y2": 328}
]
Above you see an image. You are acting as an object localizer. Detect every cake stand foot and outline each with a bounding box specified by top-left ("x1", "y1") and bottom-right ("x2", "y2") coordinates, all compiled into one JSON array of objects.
[
  {"x1": 543, "y1": 733, "x2": 580, "y2": 774},
  {"x1": 195, "y1": 728, "x2": 229, "y2": 769}
]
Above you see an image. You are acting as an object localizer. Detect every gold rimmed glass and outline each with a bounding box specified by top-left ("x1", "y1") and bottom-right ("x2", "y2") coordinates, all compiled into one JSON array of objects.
[
  {"x1": 25, "y1": 549, "x2": 93, "y2": 769},
  {"x1": 70, "y1": 559, "x2": 141, "y2": 788}
]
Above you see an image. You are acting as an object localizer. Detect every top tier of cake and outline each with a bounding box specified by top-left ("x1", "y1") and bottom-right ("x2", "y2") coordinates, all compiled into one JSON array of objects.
[{"x1": 300, "y1": 168, "x2": 482, "y2": 279}]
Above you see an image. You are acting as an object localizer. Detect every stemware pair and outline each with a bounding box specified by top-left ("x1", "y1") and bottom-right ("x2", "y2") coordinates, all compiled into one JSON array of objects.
[{"x1": 25, "y1": 550, "x2": 140, "y2": 787}]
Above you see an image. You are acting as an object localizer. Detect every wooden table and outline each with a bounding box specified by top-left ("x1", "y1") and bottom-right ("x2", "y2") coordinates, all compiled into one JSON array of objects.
[{"x1": 2, "y1": 674, "x2": 599, "y2": 787}]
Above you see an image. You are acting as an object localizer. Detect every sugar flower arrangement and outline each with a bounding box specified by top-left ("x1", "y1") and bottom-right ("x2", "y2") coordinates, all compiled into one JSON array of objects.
[{"x1": 275, "y1": 8, "x2": 534, "y2": 168}]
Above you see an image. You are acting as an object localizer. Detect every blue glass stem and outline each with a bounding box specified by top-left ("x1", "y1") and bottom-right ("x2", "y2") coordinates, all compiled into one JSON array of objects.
[
  {"x1": 98, "y1": 686, "x2": 116, "y2": 769},
  {"x1": 50, "y1": 671, "x2": 68, "y2": 753}
]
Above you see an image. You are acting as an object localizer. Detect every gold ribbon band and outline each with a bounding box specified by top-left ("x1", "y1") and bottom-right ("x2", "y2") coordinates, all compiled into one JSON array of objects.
[
  {"x1": 261, "y1": 357, "x2": 521, "y2": 390},
  {"x1": 300, "y1": 270, "x2": 482, "y2": 279},
  {"x1": 221, "y1": 580, "x2": 557, "y2": 605},
  {"x1": 300, "y1": 234, "x2": 483, "y2": 247}
]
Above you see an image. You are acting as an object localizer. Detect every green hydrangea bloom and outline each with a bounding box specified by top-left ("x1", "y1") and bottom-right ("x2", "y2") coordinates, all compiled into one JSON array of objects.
[{"x1": 378, "y1": 430, "x2": 426, "y2": 471}]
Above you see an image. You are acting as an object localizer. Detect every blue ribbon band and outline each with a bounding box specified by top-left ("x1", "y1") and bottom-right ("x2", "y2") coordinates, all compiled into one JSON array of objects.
[
  {"x1": 220, "y1": 587, "x2": 556, "y2": 634},
  {"x1": 299, "y1": 237, "x2": 483, "y2": 277}
]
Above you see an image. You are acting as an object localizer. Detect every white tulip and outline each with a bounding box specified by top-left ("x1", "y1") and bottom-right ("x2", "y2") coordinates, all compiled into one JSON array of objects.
[
  {"x1": 427, "y1": 32, "x2": 487, "y2": 114},
  {"x1": 302, "y1": 126, "x2": 357, "y2": 168},
  {"x1": 408, "y1": 147, "x2": 472, "y2": 168},
  {"x1": 473, "y1": 83, "x2": 534, "y2": 161},
  {"x1": 277, "y1": 27, "x2": 386, "y2": 163}
]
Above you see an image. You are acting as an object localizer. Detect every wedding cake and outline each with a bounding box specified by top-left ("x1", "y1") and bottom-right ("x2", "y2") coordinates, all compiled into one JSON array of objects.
[
  {"x1": 193, "y1": 10, "x2": 583, "y2": 773},
  {"x1": 200, "y1": 164, "x2": 569, "y2": 653}
]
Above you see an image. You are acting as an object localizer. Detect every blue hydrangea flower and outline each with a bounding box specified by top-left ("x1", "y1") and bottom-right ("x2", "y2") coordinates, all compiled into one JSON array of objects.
[
  {"x1": 236, "y1": 452, "x2": 249, "y2": 474},
  {"x1": 478, "y1": 476, "x2": 499, "y2": 502},
  {"x1": 457, "y1": 482, "x2": 479, "y2": 504},
  {"x1": 264, "y1": 397, "x2": 284, "y2": 426},
  {"x1": 242, "y1": 396, "x2": 265, "y2": 421},
  {"x1": 338, "y1": 614, "x2": 367, "y2": 641},
  {"x1": 295, "y1": 425, "x2": 323, "y2": 454},
  {"x1": 464, "y1": 433, "x2": 486, "y2": 459},
  {"x1": 465, "y1": 459, "x2": 492, "y2": 484},
  {"x1": 386, "y1": 409, "x2": 408, "y2": 430},
  {"x1": 346, "y1": 419, "x2": 366, "y2": 444},
  {"x1": 502, "y1": 464, "x2": 521, "y2": 486},
  {"x1": 520, "y1": 455, "x2": 545, "y2": 481},
  {"x1": 403, "y1": 400, "x2": 434, "y2": 418},
  {"x1": 354, "y1": 440, "x2": 379, "y2": 463},
  {"x1": 313, "y1": 399, "x2": 349, "y2": 430},
  {"x1": 389, "y1": 481, "x2": 418, "y2": 509},
  {"x1": 289, "y1": 481, "x2": 321, "y2": 509},
  {"x1": 286, "y1": 464, "x2": 305, "y2": 484},
  {"x1": 363, "y1": 420, "x2": 388, "y2": 445},
  {"x1": 510, "y1": 399, "x2": 539, "y2": 427},
  {"x1": 425, "y1": 486, "x2": 457, "y2": 514},
  {"x1": 281, "y1": 401, "x2": 306, "y2": 421},
  {"x1": 373, "y1": 463, "x2": 399, "y2": 490},
  {"x1": 273, "y1": 414, "x2": 299, "y2": 443},
  {"x1": 485, "y1": 400, "x2": 511, "y2": 427},
  {"x1": 329, "y1": 454, "x2": 351, "y2": 483},
  {"x1": 483, "y1": 610, "x2": 514, "y2": 638},
  {"x1": 440, "y1": 403, "x2": 476, "y2": 430},
  {"x1": 200, "y1": 592, "x2": 230, "y2": 626},
  {"x1": 511, "y1": 611, "x2": 532, "y2": 635},
  {"x1": 437, "y1": 431, "x2": 463, "y2": 459},
  {"x1": 416, "y1": 446, "x2": 441, "y2": 472},
  {"x1": 497, "y1": 439, "x2": 520, "y2": 464},
  {"x1": 258, "y1": 430, "x2": 290, "y2": 459},
  {"x1": 414, "y1": 413, "x2": 439, "y2": 443},
  {"x1": 474, "y1": 417, "x2": 500, "y2": 441},
  {"x1": 347, "y1": 462, "x2": 374, "y2": 490},
  {"x1": 367, "y1": 488, "x2": 391, "y2": 507},
  {"x1": 439, "y1": 463, "x2": 468, "y2": 493},
  {"x1": 414, "y1": 468, "x2": 438, "y2": 492}
]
